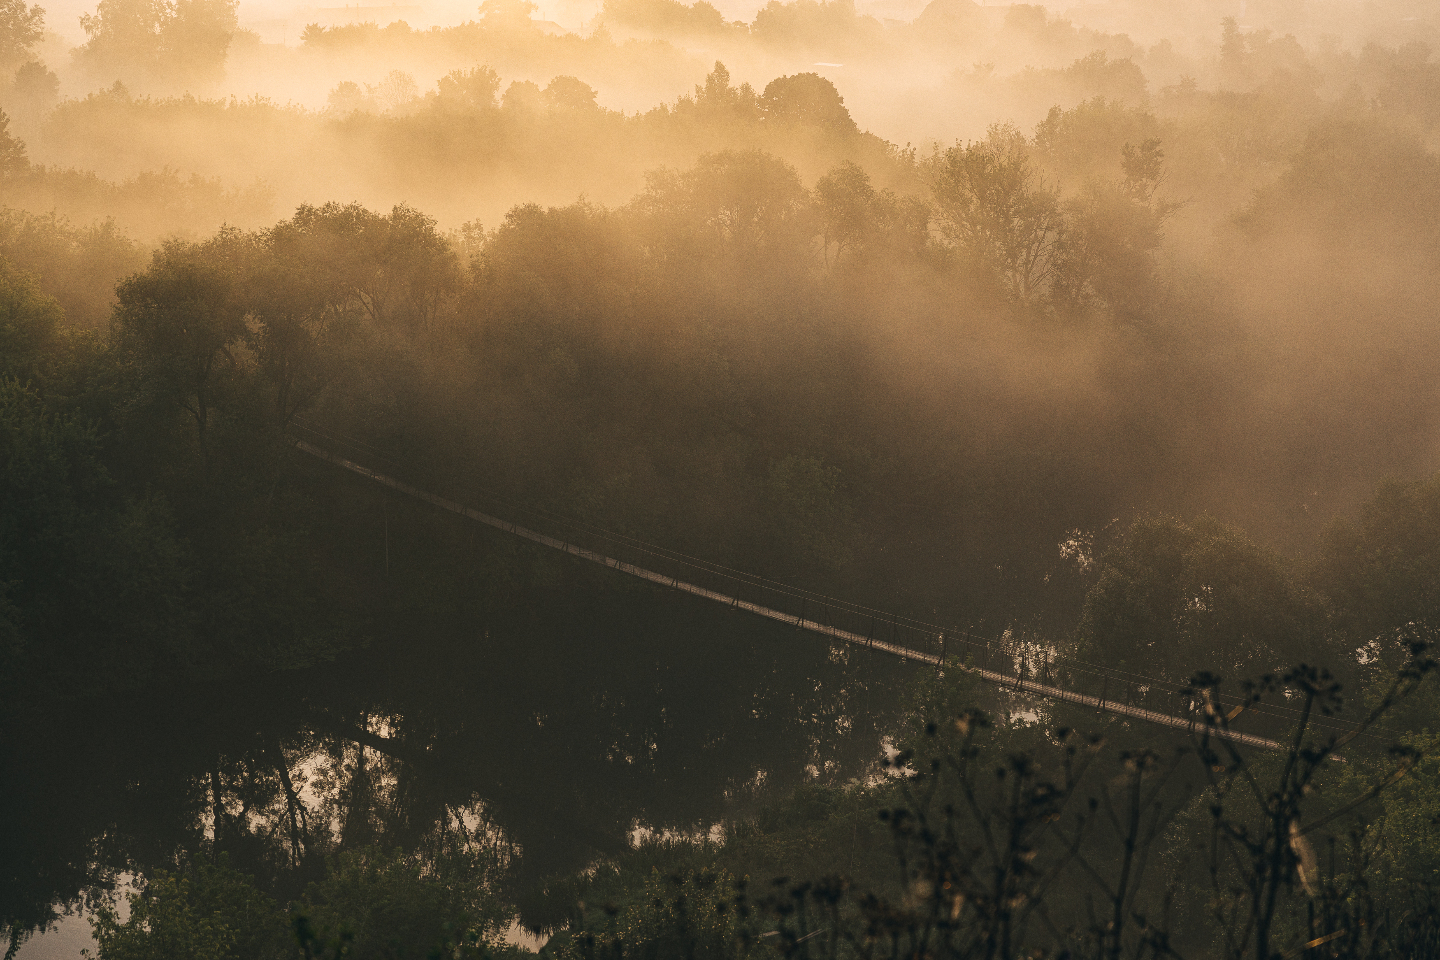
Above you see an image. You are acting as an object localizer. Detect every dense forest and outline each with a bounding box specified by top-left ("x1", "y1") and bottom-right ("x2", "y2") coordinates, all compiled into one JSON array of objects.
[{"x1": 4, "y1": 0, "x2": 1440, "y2": 956}]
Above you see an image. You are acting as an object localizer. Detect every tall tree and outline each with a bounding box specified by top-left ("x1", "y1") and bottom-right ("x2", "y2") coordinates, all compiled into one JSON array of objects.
[
  {"x1": 248, "y1": 215, "x2": 363, "y2": 428},
  {"x1": 931, "y1": 125, "x2": 1063, "y2": 304},
  {"x1": 635, "y1": 149, "x2": 813, "y2": 266},
  {"x1": 0, "y1": 0, "x2": 43, "y2": 72},
  {"x1": 1074, "y1": 515, "x2": 1326, "y2": 686},
  {"x1": 814, "y1": 160, "x2": 874, "y2": 268},
  {"x1": 0, "y1": 109, "x2": 27, "y2": 177},
  {"x1": 111, "y1": 233, "x2": 251, "y2": 474},
  {"x1": 760, "y1": 72, "x2": 857, "y2": 135},
  {"x1": 75, "y1": 0, "x2": 237, "y2": 89}
]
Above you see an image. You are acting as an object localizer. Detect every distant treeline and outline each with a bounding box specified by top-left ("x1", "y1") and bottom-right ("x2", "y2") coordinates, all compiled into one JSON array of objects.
[{"x1": 4, "y1": 2, "x2": 1440, "y2": 238}]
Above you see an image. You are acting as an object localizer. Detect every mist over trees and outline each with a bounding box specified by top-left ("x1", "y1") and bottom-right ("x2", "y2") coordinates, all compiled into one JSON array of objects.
[{"x1": 4, "y1": 0, "x2": 1440, "y2": 957}]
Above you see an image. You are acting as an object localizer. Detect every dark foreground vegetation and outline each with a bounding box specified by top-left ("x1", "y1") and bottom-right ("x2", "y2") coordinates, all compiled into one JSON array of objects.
[{"x1": 5, "y1": 0, "x2": 1440, "y2": 956}]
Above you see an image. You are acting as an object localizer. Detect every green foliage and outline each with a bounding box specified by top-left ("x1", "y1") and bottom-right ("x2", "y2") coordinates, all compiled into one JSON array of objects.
[
  {"x1": 7, "y1": 59, "x2": 60, "y2": 123},
  {"x1": 368, "y1": 71, "x2": 420, "y2": 114},
  {"x1": 893, "y1": 661, "x2": 1013, "y2": 760},
  {"x1": 326, "y1": 80, "x2": 373, "y2": 115},
  {"x1": 1313, "y1": 473, "x2": 1440, "y2": 703},
  {"x1": 0, "y1": 0, "x2": 42, "y2": 71},
  {"x1": 1217, "y1": 16, "x2": 1317, "y2": 92},
  {"x1": 1031, "y1": 98, "x2": 1164, "y2": 191},
  {"x1": 750, "y1": 0, "x2": 881, "y2": 55},
  {"x1": 1049, "y1": 151, "x2": 1172, "y2": 317},
  {"x1": 932, "y1": 113, "x2": 1171, "y2": 317},
  {"x1": 0, "y1": 374, "x2": 191, "y2": 687},
  {"x1": 557, "y1": 869, "x2": 755, "y2": 960},
  {"x1": 297, "y1": 848, "x2": 508, "y2": 960},
  {"x1": 543, "y1": 76, "x2": 599, "y2": 112},
  {"x1": 813, "y1": 160, "x2": 928, "y2": 268},
  {"x1": 813, "y1": 161, "x2": 872, "y2": 266},
  {"x1": 1367, "y1": 728, "x2": 1440, "y2": 885},
  {"x1": 636, "y1": 149, "x2": 812, "y2": 264},
  {"x1": 1014, "y1": 51, "x2": 1147, "y2": 107},
  {"x1": 76, "y1": 0, "x2": 239, "y2": 90},
  {"x1": 271, "y1": 202, "x2": 458, "y2": 337},
  {"x1": 111, "y1": 232, "x2": 253, "y2": 472},
  {"x1": 0, "y1": 109, "x2": 25, "y2": 176},
  {"x1": 0, "y1": 210, "x2": 143, "y2": 329},
  {"x1": 2, "y1": 161, "x2": 275, "y2": 244},
  {"x1": 0, "y1": 257, "x2": 62, "y2": 383},
  {"x1": 930, "y1": 126, "x2": 1063, "y2": 304},
  {"x1": 560, "y1": 643, "x2": 1440, "y2": 959},
  {"x1": 600, "y1": 0, "x2": 730, "y2": 37},
  {"x1": 90, "y1": 856, "x2": 290, "y2": 960},
  {"x1": 677, "y1": 63, "x2": 760, "y2": 125},
  {"x1": 433, "y1": 67, "x2": 503, "y2": 112},
  {"x1": 759, "y1": 73, "x2": 856, "y2": 135},
  {"x1": 1176, "y1": 647, "x2": 1438, "y2": 960},
  {"x1": 1075, "y1": 515, "x2": 1325, "y2": 684},
  {"x1": 719, "y1": 783, "x2": 890, "y2": 887},
  {"x1": 1238, "y1": 112, "x2": 1440, "y2": 247},
  {"x1": 248, "y1": 202, "x2": 451, "y2": 427}
]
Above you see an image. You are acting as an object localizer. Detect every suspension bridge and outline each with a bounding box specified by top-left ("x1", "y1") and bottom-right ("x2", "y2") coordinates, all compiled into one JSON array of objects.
[{"x1": 289, "y1": 424, "x2": 1368, "y2": 755}]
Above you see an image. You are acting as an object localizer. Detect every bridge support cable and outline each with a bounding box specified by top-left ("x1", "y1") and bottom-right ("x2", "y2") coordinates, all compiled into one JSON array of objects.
[{"x1": 293, "y1": 438, "x2": 1286, "y2": 753}]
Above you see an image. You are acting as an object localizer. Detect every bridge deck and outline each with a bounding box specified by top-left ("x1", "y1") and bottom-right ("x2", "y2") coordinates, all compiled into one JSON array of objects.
[{"x1": 293, "y1": 437, "x2": 1291, "y2": 753}]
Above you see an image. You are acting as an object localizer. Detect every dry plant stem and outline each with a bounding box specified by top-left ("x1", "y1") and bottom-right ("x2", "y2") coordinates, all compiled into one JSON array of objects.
[{"x1": 1192, "y1": 643, "x2": 1435, "y2": 960}]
